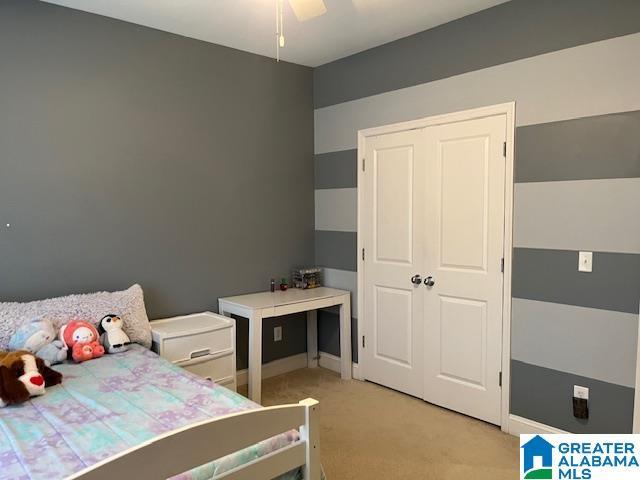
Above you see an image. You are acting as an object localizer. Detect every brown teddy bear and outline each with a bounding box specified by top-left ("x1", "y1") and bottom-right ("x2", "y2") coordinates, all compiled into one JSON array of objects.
[{"x1": 0, "y1": 351, "x2": 62, "y2": 407}]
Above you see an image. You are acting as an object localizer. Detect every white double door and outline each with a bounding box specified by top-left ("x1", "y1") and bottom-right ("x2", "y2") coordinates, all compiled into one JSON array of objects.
[{"x1": 362, "y1": 113, "x2": 507, "y2": 425}]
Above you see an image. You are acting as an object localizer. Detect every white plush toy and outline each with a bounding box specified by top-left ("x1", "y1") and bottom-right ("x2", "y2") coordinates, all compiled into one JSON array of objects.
[
  {"x1": 8, "y1": 317, "x2": 67, "y2": 366},
  {"x1": 98, "y1": 315, "x2": 131, "y2": 354}
]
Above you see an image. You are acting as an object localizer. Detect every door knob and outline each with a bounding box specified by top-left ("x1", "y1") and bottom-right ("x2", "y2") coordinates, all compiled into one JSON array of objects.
[
  {"x1": 424, "y1": 276, "x2": 435, "y2": 287},
  {"x1": 410, "y1": 274, "x2": 422, "y2": 285}
]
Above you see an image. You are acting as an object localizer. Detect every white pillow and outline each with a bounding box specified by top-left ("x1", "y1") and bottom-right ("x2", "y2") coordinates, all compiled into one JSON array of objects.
[{"x1": 0, "y1": 284, "x2": 151, "y2": 350}]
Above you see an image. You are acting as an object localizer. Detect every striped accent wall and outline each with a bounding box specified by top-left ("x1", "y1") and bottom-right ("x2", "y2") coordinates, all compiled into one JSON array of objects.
[
  {"x1": 314, "y1": 151, "x2": 359, "y2": 360},
  {"x1": 313, "y1": 0, "x2": 640, "y2": 433}
]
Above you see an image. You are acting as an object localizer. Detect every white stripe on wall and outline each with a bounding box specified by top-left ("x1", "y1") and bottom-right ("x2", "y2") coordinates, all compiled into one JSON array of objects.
[
  {"x1": 511, "y1": 298, "x2": 639, "y2": 388},
  {"x1": 315, "y1": 33, "x2": 640, "y2": 154},
  {"x1": 514, "y1": 178, "x2": 640, "y2": 254},
  {"x1": 315, "y1": 188, "x2": 358, "y2": 232},
  {"x1": 322, "y1": 267, "x2": 358, "y2": 318}
]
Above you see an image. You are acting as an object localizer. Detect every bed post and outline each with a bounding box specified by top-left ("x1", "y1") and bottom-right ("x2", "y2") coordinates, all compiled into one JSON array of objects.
[{"x1": 299, "y1": 398, "x2": 320, "y2": 480}]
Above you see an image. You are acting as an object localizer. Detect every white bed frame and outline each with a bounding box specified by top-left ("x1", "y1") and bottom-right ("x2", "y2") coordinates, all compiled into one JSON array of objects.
[{"x1": 69, "y1": 398, "x2": 321, "y2": 480}]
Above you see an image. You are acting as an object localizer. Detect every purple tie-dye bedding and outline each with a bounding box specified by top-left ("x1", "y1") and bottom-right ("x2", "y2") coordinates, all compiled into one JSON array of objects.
[{"x1": 0, "y1": 345, "x2": 300, "y2": 480}]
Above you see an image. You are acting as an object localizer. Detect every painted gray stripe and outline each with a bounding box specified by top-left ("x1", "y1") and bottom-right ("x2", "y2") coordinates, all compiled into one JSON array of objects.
[
  {"x1": 512, "y1": 248, "x2": 640, "y2": 314},
  {"x1": 514, "y1": 178, "x2": 640, "y2": 254},
  {"x1": 511, "y1": 299, "x2": 638, "y2": 388},
  {"x1": 314, "y1": 0, "x2": 640, "y2": 108},
  {"x1": 315, "y1": 188, "x2": 357, "y2": 232},
  {"x1": 315, "y1": 150, "x2": 357, "y2": 189},
  {"x1": 314, "y1": 33, "x2": 640, "y2": 154},
  {"x1": 510, "y1": 360, "x2": 634, "y2": 433},
  {"x1": 515, "y1": 110, "x2": 640, "y2": 183},
  {"x1": 318, "y1": 309, "x2": 358, "y2": 363},
  {"x1": 315, "y1": 230, "x2": 357, "y2": 271},
  {"x1": 322, "y1": 267, "x2": 358, "y2": 318}
]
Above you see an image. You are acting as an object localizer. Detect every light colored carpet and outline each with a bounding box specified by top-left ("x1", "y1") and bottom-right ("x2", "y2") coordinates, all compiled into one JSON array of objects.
[{"x1": 239, "y1": 367, "x2": 519, "y2": 479}]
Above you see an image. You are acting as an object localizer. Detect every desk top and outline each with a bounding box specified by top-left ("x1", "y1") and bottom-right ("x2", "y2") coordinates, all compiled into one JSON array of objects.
[{"x1": 219, "y1": 287, "x2": 349, "y2": 310}]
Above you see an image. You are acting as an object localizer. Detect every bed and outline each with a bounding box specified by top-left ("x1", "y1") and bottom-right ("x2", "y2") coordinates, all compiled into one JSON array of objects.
[{"x1": 0, "y1": 345, "x2": 321, "y2": 480}]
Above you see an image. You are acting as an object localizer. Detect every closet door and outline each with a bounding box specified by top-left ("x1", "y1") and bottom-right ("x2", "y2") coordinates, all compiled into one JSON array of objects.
[
  {"x1": 362, "y1": 129, "x2": 426, "y2": 397},
  {"x1": 422, "y1": 115, "x2": 506, "y2": 425}
]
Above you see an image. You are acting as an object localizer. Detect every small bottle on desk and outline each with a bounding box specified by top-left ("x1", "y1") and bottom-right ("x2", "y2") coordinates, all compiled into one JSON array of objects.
[{"x1": 270, "y1": 278, "x2": 275, "y2": 293}]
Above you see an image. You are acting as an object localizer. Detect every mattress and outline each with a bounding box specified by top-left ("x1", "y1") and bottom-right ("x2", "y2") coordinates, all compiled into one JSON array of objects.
[{"x1": 0, "y1": 345, "x2": 300, "y2": 480}]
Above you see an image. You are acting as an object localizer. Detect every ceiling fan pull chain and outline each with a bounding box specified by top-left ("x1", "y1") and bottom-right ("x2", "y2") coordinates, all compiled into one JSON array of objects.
[
  {"x1": 279, "y1": 0, "x2": 285, "y2": 48},
  {"x1": 276, "y1": 0, "x2": 285, "y2": 62},
  {"x1": 275, "y1": 0, "x2": 280, "y2": 62}
]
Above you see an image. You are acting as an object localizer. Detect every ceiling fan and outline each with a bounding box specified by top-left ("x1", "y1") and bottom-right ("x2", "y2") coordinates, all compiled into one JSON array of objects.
[
  {"x1": 288, "y1": 0, "x2": 327, "y2": 22},
  {"x1": 275, "y1": 1, "x2": 387, "y2": 60},
  {"x1": 288, "y1": 0, "x2": 381, "y2": 21},
  {"x1": 275, "y1": 0, "x2": 327, "y2": 60}
]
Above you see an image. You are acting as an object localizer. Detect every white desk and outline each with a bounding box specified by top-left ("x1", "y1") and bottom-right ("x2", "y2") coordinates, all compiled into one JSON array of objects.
[{"x1": 219, "y1": 287, "x2": 351, "y2": 403}]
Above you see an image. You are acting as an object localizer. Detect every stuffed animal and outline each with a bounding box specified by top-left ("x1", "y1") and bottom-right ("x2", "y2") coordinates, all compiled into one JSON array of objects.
[
  {"x1": 0, "y1": 350, "x2": 62, "y2": 407},
  {"x1": 59, "y1": 320, "x2": 105, "y2": 363},
  {"x1": 8, "y1": 317, "x2": 67, "y2": 366},
  {"x1": 98, "y1": 314, "x2": 131, "y2": 354}
]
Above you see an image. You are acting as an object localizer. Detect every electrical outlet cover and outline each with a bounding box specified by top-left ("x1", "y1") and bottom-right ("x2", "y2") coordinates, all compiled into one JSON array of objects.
[
  {"x1": 274, "y1": 326, "x2": 283, "y2": 342},
  {"x1": 578, "y1": 251, "x2": 593, "y2": 272},
  {"x1": 574, "y1": 385, "x2": 589, "y2": 400}
]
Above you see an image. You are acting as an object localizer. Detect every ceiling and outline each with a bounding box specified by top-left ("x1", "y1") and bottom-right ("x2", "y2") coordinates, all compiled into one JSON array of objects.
[{"x1": 42, "y1": 0, "x2": 509, "y2": 67}]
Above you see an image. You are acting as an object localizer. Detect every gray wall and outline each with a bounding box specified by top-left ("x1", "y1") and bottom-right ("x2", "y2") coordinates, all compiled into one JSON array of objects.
[
  {"x1": 314, "y1": 0, "x2": 640, "y2": 108},
  {"x1": 313, "y1": 0, "x2": 640, "y2": 432},
  {"x1": 0, "y1": 0, "x2": 314, "y2": 370}
]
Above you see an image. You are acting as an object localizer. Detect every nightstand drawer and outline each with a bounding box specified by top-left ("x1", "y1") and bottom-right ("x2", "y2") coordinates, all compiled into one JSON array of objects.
[
  {"x1": 162, "y1": 327, "x2": 232, "y2": 363},
  {"x1": 151, "y1": 312, "x2": 236, "y2": 389},
  {"x1": 178, "y1": 351, "x2": 234, "y2": 382}
]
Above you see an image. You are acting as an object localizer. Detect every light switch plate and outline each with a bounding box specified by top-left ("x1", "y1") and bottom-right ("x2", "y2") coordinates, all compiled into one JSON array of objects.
[
  {"x1": 578, "y1": 251, "x2": 593, "y2": 272},
  {"x1": 274, "y1": 326, "x2": 282, "y2": 342},
  {"x1": 574, "y1": 385, "x2": 589, "y2": 400}
]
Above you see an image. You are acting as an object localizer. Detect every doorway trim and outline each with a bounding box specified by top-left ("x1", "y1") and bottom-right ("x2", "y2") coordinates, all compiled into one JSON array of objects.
[{"x1": 356, "y1": 102, "x2": 516, "y2": 432}]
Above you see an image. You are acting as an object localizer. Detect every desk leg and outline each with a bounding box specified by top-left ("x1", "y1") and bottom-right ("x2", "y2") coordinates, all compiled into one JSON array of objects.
[
  {"x1": 339, "y1": 295, "x2": 352, "y2": 380},
  {"x1": 307, "y1": 310, "x2": 318, "y2": 368},
  {"x1": 248, "y1": 311, "x2": 263, "y2": 403}
]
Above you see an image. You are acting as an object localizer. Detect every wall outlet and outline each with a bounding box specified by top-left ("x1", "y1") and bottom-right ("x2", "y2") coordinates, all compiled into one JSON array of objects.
[
  {"x1": 574, "y1": 385, "x2": 589, "y2": 400},
  {"x1": 578, "y1": 251, "x2": 593, "y2": 272},
  {"x1": 273, "y1": 326, "x2": 282, "y2": 342}
]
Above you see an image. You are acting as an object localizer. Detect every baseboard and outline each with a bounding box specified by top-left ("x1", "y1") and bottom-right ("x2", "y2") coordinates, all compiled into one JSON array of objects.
[
  {"x1": 236, "y1": 351, "x2": 362, "y2": 386},
  {"x1": 318, "y1": 351, "x2": 362, "y2": 380},
  {"x1": 508, "y1": 414, "x2": 569, "y2": 436},
  {"x1": 236, "y1": 353, "x2": 308, "y2": 386}
]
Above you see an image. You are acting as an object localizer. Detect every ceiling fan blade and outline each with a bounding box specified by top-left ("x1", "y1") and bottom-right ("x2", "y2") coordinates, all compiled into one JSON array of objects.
[
  {"x1": 288, "y1": 0, "x2": 327, "y2": 21},
  {"x1": 351, "y1": 0, "x2": 388, "y2": 12}
]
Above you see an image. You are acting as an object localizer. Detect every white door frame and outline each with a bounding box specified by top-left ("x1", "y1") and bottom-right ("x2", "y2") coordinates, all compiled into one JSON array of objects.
[{"x1": 356, "y1": 102, "x2": 516, "y2": 432}]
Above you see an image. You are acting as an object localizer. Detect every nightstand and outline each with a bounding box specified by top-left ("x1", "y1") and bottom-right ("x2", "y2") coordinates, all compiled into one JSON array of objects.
[{"x1": 151, "y1": 312, "x2": 236, "y2": 392}]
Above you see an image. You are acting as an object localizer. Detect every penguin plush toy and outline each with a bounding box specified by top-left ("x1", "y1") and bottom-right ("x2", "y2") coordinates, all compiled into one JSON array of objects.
[{"x1": 98, "y1": 315, "x2": 131, "y2": 354}]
